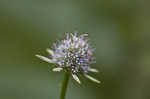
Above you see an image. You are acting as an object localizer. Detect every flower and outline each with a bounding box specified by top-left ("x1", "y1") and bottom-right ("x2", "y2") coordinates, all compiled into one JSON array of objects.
[{"x1": 36, "y1": 33, "x2": 100, "y2": 84}]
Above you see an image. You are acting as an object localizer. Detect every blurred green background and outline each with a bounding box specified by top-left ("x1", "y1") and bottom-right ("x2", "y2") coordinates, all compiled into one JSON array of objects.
[{"x1": 0, "y1": 0, "x2": 150, "y2": 99}]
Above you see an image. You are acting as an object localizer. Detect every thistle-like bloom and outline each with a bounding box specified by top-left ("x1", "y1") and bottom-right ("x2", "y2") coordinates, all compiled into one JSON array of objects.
[{"x1": 36, "y1": 33, "x2": 100, "y2": 84}]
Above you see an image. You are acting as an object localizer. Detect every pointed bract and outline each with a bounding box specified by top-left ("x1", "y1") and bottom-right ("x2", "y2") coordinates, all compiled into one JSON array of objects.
[
  {"x1": 72, "y1": 74, "x2": 81, "y2": 84},
  {"x1": 46, "y1": 48, "x2": 54, "y2": 56},
  {"x1": 52, "y1": 67, "x2": 63, "y2": 72},
  {"x1": 84, "y1": 74, "x2": 101, "y2": 84},
  {"x1": 36, "y1": 54, "x2": 54, "y2": 63},
  {"x1": 81, "y1": 33, "x2": 88, "y2": 37},
  {"x1": 88, "y1": 68, "x2": 99, "y2": 73}
]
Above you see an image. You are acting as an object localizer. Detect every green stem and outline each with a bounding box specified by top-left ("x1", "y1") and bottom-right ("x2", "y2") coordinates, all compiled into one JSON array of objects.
[{"x1": 60, "y1": 72, "x2": 70, "y2": 99}]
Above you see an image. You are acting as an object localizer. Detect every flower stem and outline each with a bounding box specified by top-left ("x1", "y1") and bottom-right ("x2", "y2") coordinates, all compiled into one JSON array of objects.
[{"x1": 60, "y1": 72, "x2": 70, "y2": 99}]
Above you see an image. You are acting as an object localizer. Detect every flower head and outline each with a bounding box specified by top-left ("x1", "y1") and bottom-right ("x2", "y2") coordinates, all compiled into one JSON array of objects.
[{"x1": 36, "y1": 33, "x2": 100, "y2": 84}]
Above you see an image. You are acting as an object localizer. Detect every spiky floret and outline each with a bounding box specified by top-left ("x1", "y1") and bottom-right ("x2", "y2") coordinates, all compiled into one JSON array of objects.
[{"x1": 36, "y1": 33, "x2": 100, "y2": 84}]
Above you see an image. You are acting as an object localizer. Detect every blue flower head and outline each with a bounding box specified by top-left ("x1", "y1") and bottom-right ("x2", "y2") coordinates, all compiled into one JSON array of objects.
[{"x1": 36, "y1": 33, "x2": 100, "y2": 84}]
